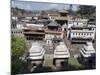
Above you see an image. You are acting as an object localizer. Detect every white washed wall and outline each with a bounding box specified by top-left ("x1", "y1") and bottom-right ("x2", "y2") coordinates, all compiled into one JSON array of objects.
[{"x1": 70, "y1": 30, "x2": 95, "y2": 40}]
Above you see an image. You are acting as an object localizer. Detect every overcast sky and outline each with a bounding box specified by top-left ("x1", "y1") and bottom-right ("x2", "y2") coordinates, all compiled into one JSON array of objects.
[{"x1": 11, "y1": 0, "x2": 80, "y2": 11}]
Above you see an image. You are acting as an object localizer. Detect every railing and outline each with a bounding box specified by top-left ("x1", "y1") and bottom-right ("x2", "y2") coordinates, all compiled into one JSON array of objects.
[
  {"x1": 23, "y1": 31, "x2": 45, "y2": 35},
  {"x1": 45, "y1": 28, "x2": 62, "y2": 34}
]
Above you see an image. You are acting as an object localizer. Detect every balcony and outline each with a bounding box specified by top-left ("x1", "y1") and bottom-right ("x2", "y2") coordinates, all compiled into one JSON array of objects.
[{"x1": 45, "y1": 28, "x2": 62, "y2": 34}]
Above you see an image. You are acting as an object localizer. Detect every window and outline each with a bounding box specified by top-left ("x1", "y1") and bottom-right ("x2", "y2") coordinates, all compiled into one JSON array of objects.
[
  {"x1": 90, "y1": 33, "x2": 91, "y2": 36},
  {"x1": 69, "y1": 22, "x2": 72, "y2": 24},
  {"x1": 79, "y1": 33, "x2": 80, "y2": 35},
  {"x1": 83, "y1": 23, "x2": 86, "y2": 24},
  {"x1": 77, "y1": 23, "x2": 78, "y2": 25},
  {"x1": 87, "y1": 33, "x2": 88, "y2": 35},
  {"x1": 81, "y1": 33, "x2": 83, "y2": 35},
  {"x1": 77, "y1": 33, "x2": 78, "y2": 35},
  {"x1": 73, "y1": 33, "x2": 74, "y2": 35},
  {"x1": 76, "y1": 33, "x2": 77, "y2": 35}
]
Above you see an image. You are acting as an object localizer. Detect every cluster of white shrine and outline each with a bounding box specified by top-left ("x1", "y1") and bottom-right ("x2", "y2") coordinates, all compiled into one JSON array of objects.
[{"x1": 26, "y1": 42, "x2": 70, "y2": 66}]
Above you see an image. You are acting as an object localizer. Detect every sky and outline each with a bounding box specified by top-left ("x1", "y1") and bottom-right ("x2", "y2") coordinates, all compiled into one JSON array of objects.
[{"x1": 11, "y1": 0, "x2": 79, "y2": 11}]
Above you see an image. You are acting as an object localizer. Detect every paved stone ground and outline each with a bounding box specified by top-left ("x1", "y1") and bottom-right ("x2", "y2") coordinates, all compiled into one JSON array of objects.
[{"x1": 43, "y1": 54, "x2": 54, "y2": 67}]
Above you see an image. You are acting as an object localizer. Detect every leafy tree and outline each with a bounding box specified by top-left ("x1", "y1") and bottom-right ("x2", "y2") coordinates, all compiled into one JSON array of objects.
[
  {"x1": 67, "y1": 5, "x2": 77, "y2": 16},
  {"x1": 67, "y1": 5, "x2": 73, "y2": 14},
  {"x1": 77, "y1": 5, "x2": 96, "y2": 17},
  {"x1": 40, "y1": 10, "x2": 47, "y2": 15},
  {"x1": 11, "y1": 35, "x2": 29, "y2": 74},
  {"x1": 11, "y1": 35, "x2": 27, "y2": 60}
]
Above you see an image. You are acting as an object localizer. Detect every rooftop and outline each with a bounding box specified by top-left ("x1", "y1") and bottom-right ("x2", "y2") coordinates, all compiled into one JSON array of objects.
[
  {"x1": 48, "y1": 21, "x2": 60, "y2": 27},
  {"x1": 59, "y1": 10, "x2": 68, "y2": 13}
]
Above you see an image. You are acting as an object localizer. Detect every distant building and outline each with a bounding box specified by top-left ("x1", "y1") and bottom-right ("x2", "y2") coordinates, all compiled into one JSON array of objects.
[
  {"x1": 23, "y1": 23, "x2": 45, "y2": 40},
  {"x1": 36, "y1": 19, "x2": 51, "y2": 25},
  {"x1": 21, "y1": 16, "x2": 34, "y2": 22},
  {"x1": 11, "y1": 19, "x2": 17, "y2": 29},
  {"x1": 53, "y1": 42, "x2": 70, "y2": 66},
  {"x1": 16, "y1": 23, "x2": 24, "y2": 29},
  {"x1": 48, "y1": 10, "x2": 68, "y2": 25},
  {"x1": 88, "y1": 18, "x2": 96, "y2": 31},
  {"x1": 48, "y1": 12, "x2": 59, "y2": 19},
  {"x1": 68, "y1": 18, "x2": 88, "y2": 29},
  {"x1": 11, "y1": 16, "x2": 18, "y2": 29},
  {"x1": 25, "y1": 16, "x2": 33, "y2": 20},
  {"x1": 11, "y1": 16, "x2": 18, "y2": 21}
]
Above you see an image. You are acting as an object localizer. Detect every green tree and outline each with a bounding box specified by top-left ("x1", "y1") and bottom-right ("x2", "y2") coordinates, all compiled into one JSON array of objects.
[
  {"x1": 11, "y1": 35, "x2": 27, "y2": 60},
  {"x1": 11, "y1": 35, "x2": 29, "y2": 74},
  {"x1": 68, "y1": 5, "x2": 73, "y2": 14},
  {"x1": 77, "y1": 5, "x2": 96, "y2": 17},
  {"x1": 40, "y1": 10, "x2": 47, "y2": 15}
]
